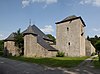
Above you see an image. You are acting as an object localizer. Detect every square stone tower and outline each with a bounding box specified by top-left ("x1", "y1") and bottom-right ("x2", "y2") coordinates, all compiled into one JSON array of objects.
[
  {"x1": 23, "y1": 25, "x2": 38, "y2": 57},
  {"x1": 56, "y1": 15, "x2": 86, "y2": 57}
]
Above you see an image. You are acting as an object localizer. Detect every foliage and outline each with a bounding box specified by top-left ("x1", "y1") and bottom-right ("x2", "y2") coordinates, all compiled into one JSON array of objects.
[
  {"x1": 0, "y1": 40, "x2": 4, "y2": 51},
  {"x1": 93, "y1": 57, "x2": 100, "y2": 68},
  {"x1": 95, "y1": 40, "x2": 100, "y2": 52},
  {"x1": 56, "y1": 51, "x2": 65, "y2": 57},
  {"x1": 0, "y1": 51, "x2": 3, "y2": 56},
  {"x1": 95, "y1": 40, "x2": 100, "y2": 62},
  {"x1": 87, "y1": 35, "x2": 100, "y2": 47},
  {"x1": 46, "y1": 34, "x2": 56, "y2": 44},
  {"x1": 91, "y1": 52, "x2": 96, "y2": 56},
  {"x1": 14, "y1": 29, "x2": 24, "y2": 56},
  {"x1": 8, "y1": 56, "x2": 88, "y2": 68}
]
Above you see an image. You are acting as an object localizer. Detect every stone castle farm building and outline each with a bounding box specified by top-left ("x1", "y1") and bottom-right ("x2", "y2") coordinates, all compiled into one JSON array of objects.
[
  {"x1": 4, "y1": 15, "x2": 95, "y2": 57},
  {"x1": 4, "y1": 25, "x2": 58, "y2": 57}
]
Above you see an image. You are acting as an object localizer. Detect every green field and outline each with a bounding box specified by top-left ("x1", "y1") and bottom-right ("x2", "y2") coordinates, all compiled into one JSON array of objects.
[{"x1": 9, "y1": 56, "x2": 88, "y2": 68}]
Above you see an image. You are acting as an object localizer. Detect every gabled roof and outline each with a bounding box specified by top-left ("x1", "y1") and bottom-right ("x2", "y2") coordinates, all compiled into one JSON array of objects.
[
  {"x1": 23, "y1": 25, "x2": 51, "y2": 40},
  {"x1": 37, "y1": 36, "x2": 58, "y2": 51},
  {"x1": 56, "y1": 15, "x2": 86, "y2": 27},
  {"x1": 4, "y1": 32, "x2": 15, "y2": 41}
]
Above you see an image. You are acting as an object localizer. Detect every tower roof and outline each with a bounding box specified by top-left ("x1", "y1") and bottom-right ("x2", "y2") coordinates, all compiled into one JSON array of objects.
[
  {"x1": 23, "y1": 25, "x2": 51, "y2": 41},
  {"x1": 56, "y1": 15, "x2": 86, "y2": 27},
  {"x1": 23, "y1": 25, "x2": 37, "y2": 36},
  {"x1": 62, "y1": 15, "x2": 77, "y2": 21},
  {"x1": 4, "y1": 32, "x2": 15, "y2": 41}
]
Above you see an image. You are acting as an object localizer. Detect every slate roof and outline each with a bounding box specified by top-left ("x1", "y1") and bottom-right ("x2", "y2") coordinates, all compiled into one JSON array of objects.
[
  {"x1": 56, "y1": 15, "x2": 86, "y2": 27},
  {"x1": 23, "y1": 25, "x2": 57, "y2": 51},
  {"x1": 62, "y1": 15, "x2": 77, "y2": 21},
  {"x1": 4, "y1": 32, "x2": 15, "y2": 41},
  {"x1": 23, "y1": 25, "x2": 52, "y2": 41},
  {"x1": 4, "y1": 24, "x2": 57, "y2": 51},
  {"x1": 23, "y1": 25, "x2": 37, "y2": 36},
  {"x1": 37, "y1": 36, "x2": 58, "y2": 51}
]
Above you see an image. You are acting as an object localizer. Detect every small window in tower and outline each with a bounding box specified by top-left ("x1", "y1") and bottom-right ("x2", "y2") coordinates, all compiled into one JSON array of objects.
[
  {"x1": 81, "y1": 32, "x2": 84, "y2": 36},
  {"x1": 67, "y1": 27, "x2": 69, "y2": 31},
  {"x1": 68, "y1": 42, "x2": 70, "y2": 46}
]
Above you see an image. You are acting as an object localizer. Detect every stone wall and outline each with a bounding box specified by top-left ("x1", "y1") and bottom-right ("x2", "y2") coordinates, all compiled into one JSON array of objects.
[
  {"x1": 4, "y1": 41, "x2": 16, "y2": 56},
  {"x1": 36, "y1": 43, "x2": 57, "y2": 57},
  {"x1": 24, "y1": 34, "x2": 57, "y2": 57},
  {"x1": 56, "y1": 19, "x2": 85, "y2": 57},
  {"x1": 85, "y1": 39, "x2": 95, "y2": 56},
  {"x1": 24, "y1": 34, "x2": 37, "y2": 57}
]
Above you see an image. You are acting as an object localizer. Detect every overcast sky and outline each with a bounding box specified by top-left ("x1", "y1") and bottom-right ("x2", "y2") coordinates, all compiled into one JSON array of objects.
[{"x1": 0, "y1": 0, "x2": 100, "y2": 40}]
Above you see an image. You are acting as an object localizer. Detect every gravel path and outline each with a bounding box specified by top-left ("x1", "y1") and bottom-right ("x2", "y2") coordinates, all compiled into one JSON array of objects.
[{"x1": 0, "y1": 55, "x2": 100, "y2": 74}]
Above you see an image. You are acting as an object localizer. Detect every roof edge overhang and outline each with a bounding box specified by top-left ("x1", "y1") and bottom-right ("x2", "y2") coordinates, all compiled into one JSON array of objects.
[
  {"x1": 48, "y1": 49, "x2": 58, "y2": 51},
  {"x1": 43, "y1": 38, "x2": 53, "y2": 41},
  {"x1": 4, "y1": 40, "x2": 14, "y2": 42},
  {"x1": 55, "y1": 16, "x2": 86, "y2": 27},
  {"x1": 23, "y1": 33, "x2": 38, "y2": 36}
]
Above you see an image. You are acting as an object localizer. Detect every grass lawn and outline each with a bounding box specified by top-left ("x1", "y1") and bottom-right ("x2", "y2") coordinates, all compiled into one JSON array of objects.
[
  {"x1": 8, "y1": 56, "x2": 88, "y2": 68},
  {"x1": 93, "y1": 57, "x2": 100, "y2": 68}
]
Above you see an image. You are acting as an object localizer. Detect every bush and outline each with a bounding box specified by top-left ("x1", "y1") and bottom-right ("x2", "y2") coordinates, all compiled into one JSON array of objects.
[
  {"x1": 91, "y1": 52, "x2": 96, "y2": 56},
  {"x1": 0, "y1": 51, "x2": 3, "y2": 56},
  {"x1": 56, "y1": 51, "x2": 65, "y2": 57},
  {"x1": 98, "y1": 53, "x2": 100, "y2": 62}
]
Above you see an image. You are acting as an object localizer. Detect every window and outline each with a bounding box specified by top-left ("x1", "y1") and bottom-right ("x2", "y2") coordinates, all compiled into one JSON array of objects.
[
  {"x1": 67, "y1": 27, "x2": 69, "y2": 31},
  {"x1": 68, "y1": 42, "x2": 70, "y2": 46},
  {"x1": 81, "y1": 32, "x2": 84, "y2": 36}
]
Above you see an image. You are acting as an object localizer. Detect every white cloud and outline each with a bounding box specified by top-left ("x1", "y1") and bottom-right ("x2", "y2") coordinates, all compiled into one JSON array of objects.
[
  {"x1": 22, "y1": 0, "x2": 58, "y2": 8},
  {"x1": 41, "y1": 25, "x2": 54, "y2": 34},
  {"x1": 80, "y1": 0, "x2": 100, "y2": 7},
  {"x1": 22, "y1": 0, "x2": 31, "y2": 8},
  {"x1": 32, "y1": 0, "x2": 57, "y2": 4},
  {"x1": 92, "y1": 28, "x2": 100, "y2": 31}
]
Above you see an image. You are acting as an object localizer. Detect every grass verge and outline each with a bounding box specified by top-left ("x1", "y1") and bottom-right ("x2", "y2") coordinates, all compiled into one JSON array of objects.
[
  {"x1": 93, "y1": 57, "x2": 100, "y2": 68},
  {"x1": 8, "y1": 56, "x2": 88, "y2": 68}
]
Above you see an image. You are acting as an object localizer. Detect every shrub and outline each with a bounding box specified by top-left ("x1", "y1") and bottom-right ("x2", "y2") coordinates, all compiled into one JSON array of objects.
[
  {"x1": 91, "y1": 52, "x2": 96, "y2": 56},
  {"x1": 56, "y1": 51, "x2": 65, "y2": 57},
  {"x1": 98, "y1": 53, "x2": 100, "y2": 62},
  {"x1": 0, "y1": 51, "x2": 3, "y2": 56}
]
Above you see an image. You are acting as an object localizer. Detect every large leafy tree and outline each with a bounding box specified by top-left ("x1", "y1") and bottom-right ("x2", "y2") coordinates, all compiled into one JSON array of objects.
[
  {"x1": 95, "y1": 40, "x2": 100, "y2": 52},
  {"x1": 46, "y1": 34, "x2": 56, "y2": 44},
  {"x1": 95, "y1": 40, "x2": 100, "y2": 62},
  {"x1": 0, "y1": 40, "x2": 4, "y2": 51},
  {"x1": 14, "y1": 29, "x2": 24, "y2": 56},
  {"x1": 87, "y1": 35, "x2": 100, "y2": 47}
]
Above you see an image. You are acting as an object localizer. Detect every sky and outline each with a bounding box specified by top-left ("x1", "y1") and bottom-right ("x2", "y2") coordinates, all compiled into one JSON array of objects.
[{"x1": 0, "y1": 0, "x2": 100, "y2": 40}]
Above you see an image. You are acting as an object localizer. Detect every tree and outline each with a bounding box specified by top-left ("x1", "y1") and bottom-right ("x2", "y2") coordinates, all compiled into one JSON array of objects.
[
  {"x1": 0, "y1": 40, "x2": 4, "y2": 51},
  {"x1": 88, "y1": 35, "x2": 100, "y2": 46},
  {"x1": 14, "y1": 29, "x2": 24, "y2": 56},
  {"x1": 95, "y1": 40, "x2": 100, "y2": 62},
  {"x1": 46, "y1": 34, "x2": 56, "y2": 44},
  {"x1": 95, "y1": 35, "x2": 98, "y2": 39},
  {"x1": 87, "y1": 36, "x2": 90, "y2": 41}
]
